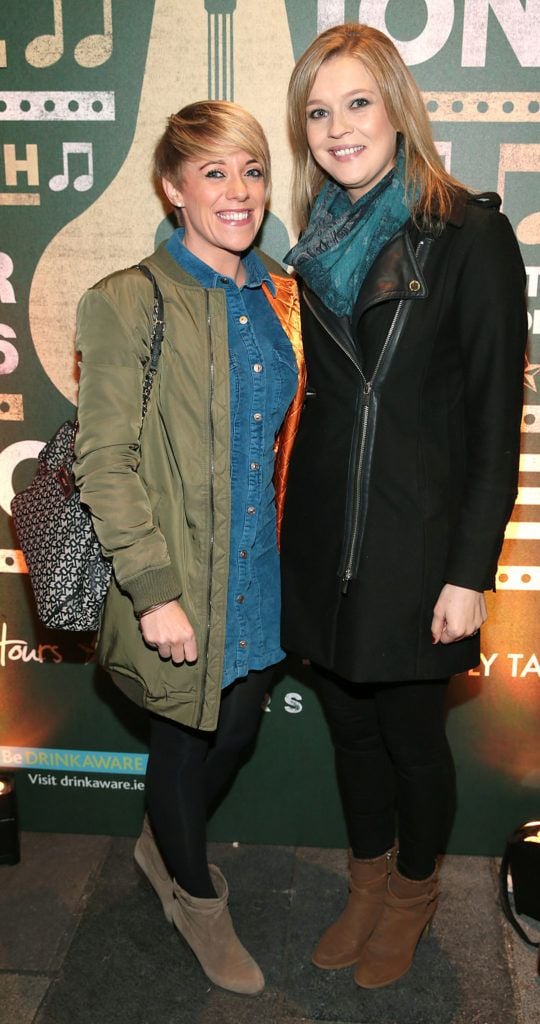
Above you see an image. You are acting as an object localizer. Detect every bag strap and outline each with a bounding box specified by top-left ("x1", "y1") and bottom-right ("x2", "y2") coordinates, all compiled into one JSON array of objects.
[
  {"x1": 135, "y1": 263, "x2": 165, "y2": 420},
  {"x1": 499, "y1": 850, "x2": 540, "y2": 947}
]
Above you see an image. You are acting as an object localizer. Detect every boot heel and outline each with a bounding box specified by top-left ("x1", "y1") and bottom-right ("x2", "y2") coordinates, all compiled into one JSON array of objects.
[
  {"x1": 133, "y1": 814, "x2": 175, "y2": 924},
  {"x1": 133, "y1": 852, "x2": 174, "y2": 924}
]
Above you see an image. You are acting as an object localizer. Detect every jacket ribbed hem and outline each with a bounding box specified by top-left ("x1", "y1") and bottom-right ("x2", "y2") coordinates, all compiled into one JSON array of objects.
[{"x1": 122, "y1": 564, "x2": 182, "y2": 615}]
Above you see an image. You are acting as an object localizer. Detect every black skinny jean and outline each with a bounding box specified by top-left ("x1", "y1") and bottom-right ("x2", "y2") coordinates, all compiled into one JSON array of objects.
[
  {"x1": 145, "y1": 668, "x2": 273, "y2": 898},
  {"x1": 313, "y1": 666, "x2": 456, "y2": 880}
]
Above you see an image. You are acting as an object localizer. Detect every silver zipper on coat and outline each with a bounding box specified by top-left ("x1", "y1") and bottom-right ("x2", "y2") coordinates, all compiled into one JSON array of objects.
[
  {"x1": 340, "y1": 296, "x2": 405, "y2": 591},
  {"x1": 196, "y1": 293, "x2": 215, "y2": 729},
  {"x1": 340, "y1": 238, "x2": 429, "y2": 591}
]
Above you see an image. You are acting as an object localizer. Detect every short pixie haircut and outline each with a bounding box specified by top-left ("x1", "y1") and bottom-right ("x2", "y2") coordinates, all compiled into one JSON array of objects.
[{"x1": 154, "y1": 100, "x2": 272, "y2": 201}]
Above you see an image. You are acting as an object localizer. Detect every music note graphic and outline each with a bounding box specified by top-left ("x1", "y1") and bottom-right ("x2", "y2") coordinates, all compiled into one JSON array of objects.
[
  {"x1": 49, "y1": 143, "x2": 94, "y2": 192},
  {"x1": 25, "y1": 0, "x2": 64, "y2": 68},
  {"x1": 74, "y1": 0, "x2": 113, "y2": 68},
  {"x1": 497, "y1": 143, "x2": 540, "y2": 246}
]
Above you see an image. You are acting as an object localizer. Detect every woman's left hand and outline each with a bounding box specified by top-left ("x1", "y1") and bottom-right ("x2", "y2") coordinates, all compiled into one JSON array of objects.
[{"x1": 431, "y1": 583, "x2": 487, "y2": 645}]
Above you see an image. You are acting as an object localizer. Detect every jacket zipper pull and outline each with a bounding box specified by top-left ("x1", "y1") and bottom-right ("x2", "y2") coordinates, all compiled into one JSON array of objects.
[
  {"x1": 361, "y1": 381, "x2": 372, "y2": 407},
  {"x1": 341, "y1": 569, "x2": 351, "y2": 595}
]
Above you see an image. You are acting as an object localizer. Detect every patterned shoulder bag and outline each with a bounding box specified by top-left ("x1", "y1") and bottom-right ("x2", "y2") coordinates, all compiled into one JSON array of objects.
[{"x1": 11, "y1": 264, "x2": 164, "y2": 631}]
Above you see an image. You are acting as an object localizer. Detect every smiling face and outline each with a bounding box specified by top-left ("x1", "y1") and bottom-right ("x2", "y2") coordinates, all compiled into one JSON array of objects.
[
  {"x1": 162, "y1": 149, "x2": 266, "y2": 277},
  {"x1": 306, "y1": 53, "x2": 397, "y2": 202}
]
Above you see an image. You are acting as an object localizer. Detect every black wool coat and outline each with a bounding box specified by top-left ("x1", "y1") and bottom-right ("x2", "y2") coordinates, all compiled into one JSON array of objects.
[{"x1": 280, "y1": 193, "x2": 527, "y2": 683}]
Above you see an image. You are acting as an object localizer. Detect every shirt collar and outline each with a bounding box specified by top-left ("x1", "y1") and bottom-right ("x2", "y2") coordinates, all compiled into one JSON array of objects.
[{"x1": 166, "y1": 228, "x2": 276, "y2": 294}]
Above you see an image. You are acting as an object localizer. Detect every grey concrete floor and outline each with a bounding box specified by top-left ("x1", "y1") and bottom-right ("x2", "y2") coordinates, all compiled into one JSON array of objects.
[{"x1": 0, "y1": 833, "x2": 538, "y2": 1024}]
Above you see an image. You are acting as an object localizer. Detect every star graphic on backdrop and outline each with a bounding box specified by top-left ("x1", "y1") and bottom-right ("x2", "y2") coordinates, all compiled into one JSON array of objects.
[{"x1": 524, "y1": 354, "x2": 540, "y2": 392}]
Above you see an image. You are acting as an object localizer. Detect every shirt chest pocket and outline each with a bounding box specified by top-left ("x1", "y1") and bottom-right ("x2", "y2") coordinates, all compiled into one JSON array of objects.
[{"x1": 270, "y1": 345, "x2": 298, "y2": 428}]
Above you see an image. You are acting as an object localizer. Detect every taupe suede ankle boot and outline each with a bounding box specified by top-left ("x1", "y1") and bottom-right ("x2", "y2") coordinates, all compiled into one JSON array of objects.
[
  {"x1": 133, "y1": 814, "x2": 174, "y2": 923},
  {"x1": 172, "y1": 864, "x2": 264, "y2": 995},
  {"x1": 312, "y1": 848, "x2": 395, "y2": 969},
  {"x1": 354, "y1": 863, "x2": 440, "y2": 988}
]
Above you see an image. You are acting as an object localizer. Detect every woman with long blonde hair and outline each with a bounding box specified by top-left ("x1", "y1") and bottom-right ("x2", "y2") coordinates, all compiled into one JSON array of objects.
[{"x1": 281, "y1": 23, "x2": 526, "y2": 988}]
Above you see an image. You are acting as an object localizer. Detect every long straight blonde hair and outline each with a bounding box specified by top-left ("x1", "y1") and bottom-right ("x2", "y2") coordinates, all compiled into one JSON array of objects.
[{"x1": 288, "y1": 23, "x2": 466, "y2": 233}]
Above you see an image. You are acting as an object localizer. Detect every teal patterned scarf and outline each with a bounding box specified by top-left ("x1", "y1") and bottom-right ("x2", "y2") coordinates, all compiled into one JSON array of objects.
[{"x1": 285, "y1": 145, "x2": 411, "y2": 318}]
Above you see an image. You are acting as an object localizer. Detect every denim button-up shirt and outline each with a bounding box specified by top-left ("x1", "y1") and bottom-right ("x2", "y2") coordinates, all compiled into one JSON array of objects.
[{"x1": 166, "y1": 231, "x2": 298, "y2": 687}]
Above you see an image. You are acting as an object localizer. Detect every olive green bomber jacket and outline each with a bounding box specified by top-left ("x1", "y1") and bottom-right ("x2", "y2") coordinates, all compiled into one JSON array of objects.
[{"x1": 74, "y1": 242, "x2": 301, "y2": 731}]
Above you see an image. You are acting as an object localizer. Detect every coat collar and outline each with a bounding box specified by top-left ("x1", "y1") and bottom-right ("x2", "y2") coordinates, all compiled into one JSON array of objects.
[
  {"x1": 145, "y1": 241, "x2": 289, "y2": 292},
  {"x1": 302, "y1": 228, "x2": 428, "y2": 353},
  {"x1": 352, "y1": 188, "x2": 500, "y2": 329},
  {"x1": 352, "y1": 227, "x2": 428, "y2": 328}
]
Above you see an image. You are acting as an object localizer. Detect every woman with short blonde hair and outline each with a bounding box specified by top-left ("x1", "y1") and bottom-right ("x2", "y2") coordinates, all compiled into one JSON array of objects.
[
  {"x1": 154, "y1": 100, "x2": 272, "y2": 199},
  {"x1": 75, "y1": 99, "x2": 304, "y2": 996}
]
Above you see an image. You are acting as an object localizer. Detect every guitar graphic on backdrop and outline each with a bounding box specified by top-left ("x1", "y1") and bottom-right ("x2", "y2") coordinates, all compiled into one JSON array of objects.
[{"x1": 28, "y1": 0, "x2": 296, "y2": 405}]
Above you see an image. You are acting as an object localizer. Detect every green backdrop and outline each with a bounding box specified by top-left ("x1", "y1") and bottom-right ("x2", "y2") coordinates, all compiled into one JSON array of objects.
[{"x1": 1, "y1": 0, "x2": 539, "y2": 855}]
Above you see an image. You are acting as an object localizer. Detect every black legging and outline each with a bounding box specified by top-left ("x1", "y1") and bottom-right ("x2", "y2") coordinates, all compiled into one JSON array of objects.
[
  {"x1": 313, "y1": 666, "x2": 456, "y2": 880},
  {"x1": 145, "y1": 668, "x2": 273, "y2": 898}
]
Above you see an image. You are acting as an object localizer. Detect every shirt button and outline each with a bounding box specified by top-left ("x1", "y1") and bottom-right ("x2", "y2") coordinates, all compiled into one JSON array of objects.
[
  {"x1": 239, "y1": 549, "x2": 248, "y2": 558},
  {"x1": 247, "y1": 506, "x2": 256, "y2": 515},
  {"x1": 219, "y1": 276, "x2": 228, "y2": 284},
  {"x1": 253, "y1": 412, "x2": 262, "y2": 422},
  {"x1": 250, "y1": 462, "x2": 260, "y2": 471},
  {"x1": 239, "y1": 639, "x2": 248, "y2": 649},
  {"x1": 239, "y1": 315, "x2": 248, "y2": 324},
  {"x1": 253, "y1": 363, "x2": 263, "y2": 373},
  {"x1": 236, "y1": 594, "x2": 245, "y2": 604}
]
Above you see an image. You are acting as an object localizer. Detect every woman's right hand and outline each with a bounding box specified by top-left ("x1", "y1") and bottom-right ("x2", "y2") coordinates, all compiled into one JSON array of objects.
[{"x1": 139, "y1": 600, "x2": 198, "y2": 663}]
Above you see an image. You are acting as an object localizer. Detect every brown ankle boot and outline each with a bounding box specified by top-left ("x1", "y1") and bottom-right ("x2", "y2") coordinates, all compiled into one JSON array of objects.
[
  {"x1": 133, "y1": 814, "x2": 174, "y2": 923},
  {"x1": 171, "y1": 865, "x2": 264, "y2": 995},
  {"x1": 354, "y1": 863, "x2": 440, "y2": 988},
  {"x1": 312, "y1": 848, "x2": 395, "y2": 969}
]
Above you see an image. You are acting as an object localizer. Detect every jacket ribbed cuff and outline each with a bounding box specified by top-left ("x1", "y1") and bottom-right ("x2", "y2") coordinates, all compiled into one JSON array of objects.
[{"x1": 122, "y1": 564, "x2": 182, "y2": 616}]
